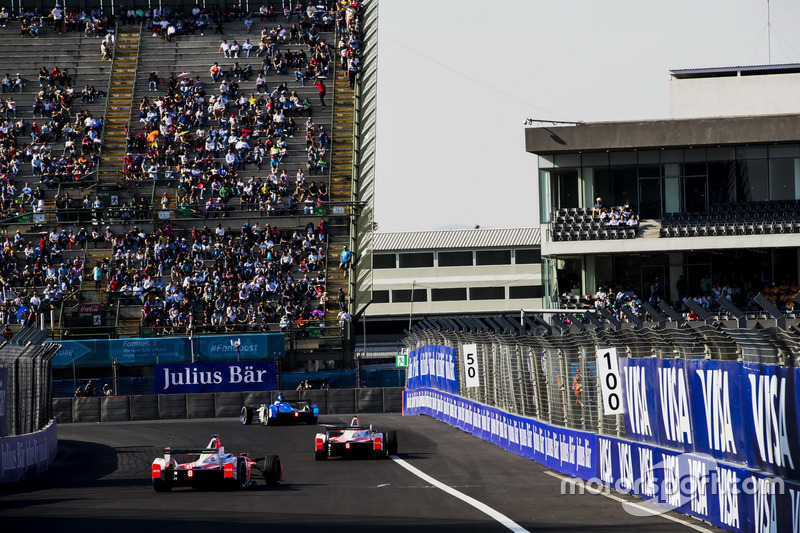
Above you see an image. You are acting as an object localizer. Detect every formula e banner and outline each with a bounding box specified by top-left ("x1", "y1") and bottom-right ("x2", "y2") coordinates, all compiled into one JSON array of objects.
[
  {"x1": 0, "y1": 367, "x2": 7, "y2": 437},
  {"x1": 154, "y1": 360, "x2": 277, "y2": 394},
  {"x1": 50, "y1": 334, "x2": 286, "y2": 368},
  {"x1": 406, "y1": 345, "x2": 459, "y2": 394},
  {"x1": 404, "y1": 388, "x2": 595, "y2": 479},
  {"x1": 618, "y1": 358, "x2": 800, "y2": 481}
]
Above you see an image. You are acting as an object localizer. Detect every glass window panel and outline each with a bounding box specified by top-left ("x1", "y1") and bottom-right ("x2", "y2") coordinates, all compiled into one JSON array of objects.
[
  {"x1": 431, "y1": 288, "x2": 468, "y2": 301},
  {"x1": 769, "y1": 158, "x2": 797, "y2": 200},
  {"x1": 509, "y1": 286, "x2": 543, "y2": 299},
  {"x1": 684, "y1": 147, "x2": 708, "y2": 162},
  {"x1": 738, "y1": 160, "x2": 769, "y2": 201},
  {"x1": 438, "y1": 251, "x2": 473, "y2": 267},
  {"x1": 469, "y1": 287, "x2": 506, "y2": 300},
  {"x1": 475, "y1": 250, "x2": 511, "y2": 265},
  {"x1": 372, "y1": 290, "x2": 390, "y2": 303},
  {"x1": 582, "y1": 152, "x2": 608, "y2": 166},
  {"x1": 515, "y1": 249, "x2": 541, "y2": 264},
  {"x1": 373, "y1": 254, "x2": 396, "y2": 269},
  {"x1": 769, "y1": 144, "x2": 800, "y2": 158},
  {"x1": 707, "y1": 147, "x2": 736, "y2": 161},
  {"x1": 610, "y1": 151, "x2": 637, "y2": 165},
  {"x1": 661, "y1": 150, "x2": 683, "y2": 163},
  {"x1": 554, "y1": 153, "x2": 581, "y2": 167},
  {"x1": 392, "y1": 289, "x2": 427, "y2": 303},
  {"x1": 737, "y1": 146, "x2": 768, "y2": 160},
  {"x1": 538, "y1": 155, "x2": 555, "y2": 168},
  {"x1": 638, "y1": 151, "x2": 660, "y2": 164},
  {"x1": 398, "y1": 252, "x2": 434, "y2": 268}
]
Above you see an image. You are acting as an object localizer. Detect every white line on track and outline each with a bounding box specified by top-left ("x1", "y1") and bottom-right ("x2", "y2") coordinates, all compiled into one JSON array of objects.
[
  {"x1": 543, "y1": 471, "x2": 716, "y2": 533},
  {"x1": 389, "y1": 455, "x2": 529, "y2": 533}
]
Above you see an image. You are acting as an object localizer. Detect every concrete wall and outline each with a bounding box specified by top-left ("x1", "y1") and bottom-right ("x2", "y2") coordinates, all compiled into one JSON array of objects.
[{"x1": 52, "y1": 388, "x2": 405, "y2": 423}]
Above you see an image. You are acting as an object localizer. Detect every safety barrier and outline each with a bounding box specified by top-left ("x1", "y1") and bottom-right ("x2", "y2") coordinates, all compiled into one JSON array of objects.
[{"x1": 52, "y1": 387, "x2": 404, "y2": 423}]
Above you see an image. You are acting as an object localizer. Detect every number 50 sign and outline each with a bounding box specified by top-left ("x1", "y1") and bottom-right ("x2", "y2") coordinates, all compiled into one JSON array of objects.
[
  {"x1": 462, "y1": 344, "x2": 480, "y2": 388},
  {"x1": 595, "y1": 348, "x2": 624, "y2": 415}
]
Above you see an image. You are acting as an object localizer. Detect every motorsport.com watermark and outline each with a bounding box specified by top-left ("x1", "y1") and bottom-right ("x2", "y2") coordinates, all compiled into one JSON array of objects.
[{"x1": 558, "y1": 453, "x2": 786, "y2": 518}]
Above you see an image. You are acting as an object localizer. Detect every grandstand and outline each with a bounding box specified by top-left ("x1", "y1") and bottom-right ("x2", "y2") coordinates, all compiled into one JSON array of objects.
[{"x1": 0, "y1": 2, "x2": 376, "y2": 372}]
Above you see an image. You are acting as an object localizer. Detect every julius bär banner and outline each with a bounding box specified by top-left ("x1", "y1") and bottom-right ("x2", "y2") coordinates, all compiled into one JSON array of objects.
[{"x1": 154, "y1": 360, "x2": 277, "y2": 394}]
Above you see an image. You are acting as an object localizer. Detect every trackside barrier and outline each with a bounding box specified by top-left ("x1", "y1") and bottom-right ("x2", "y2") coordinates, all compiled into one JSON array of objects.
[
  {"x1": 0, "y1": 419, "x2": 58, "y2": 484},
  {"x1": 53, "y1": 387, "x2": 404, "y2": 423},
  {"x1": 404, "y1": 388, "x2": 800, "y2": 532}
]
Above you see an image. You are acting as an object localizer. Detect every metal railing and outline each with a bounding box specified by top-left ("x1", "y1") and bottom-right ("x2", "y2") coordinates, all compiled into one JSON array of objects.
[{"x1": 403, "y1": 319, "x2": 800, "y2": 440}]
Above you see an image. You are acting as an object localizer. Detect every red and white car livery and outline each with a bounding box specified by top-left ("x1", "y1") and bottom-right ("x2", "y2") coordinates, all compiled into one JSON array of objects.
[
  {"x1": 314, "y1": 417, "x2": 398, "y2": 460},
  {"x1": 151, "y1": 434, "x2": 282, "y2": 491}
]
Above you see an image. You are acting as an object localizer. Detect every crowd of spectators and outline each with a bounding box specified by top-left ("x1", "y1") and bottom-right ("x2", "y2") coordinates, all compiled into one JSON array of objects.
[
  {"x1": 591, "y1": 197, "x2": 640, "y2": 228},
  {"x1": 121, "y1": 2, "x2": 360, "y2": 220},
  {"x1": 106, "y1": 219, "x2": 333, "y2": 335},
  {"x1": 0, "y1": 2, "x2": 368, "y2": 337}
]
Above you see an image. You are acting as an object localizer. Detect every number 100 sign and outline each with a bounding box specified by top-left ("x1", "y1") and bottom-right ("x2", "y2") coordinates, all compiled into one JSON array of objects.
[{"x1": 595, "y1": 347, "x2": 624, "y2": 416}]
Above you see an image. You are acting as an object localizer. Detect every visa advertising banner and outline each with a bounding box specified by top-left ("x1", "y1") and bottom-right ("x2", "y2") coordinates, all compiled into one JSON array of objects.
[
  {"x1": 618, "y1": 358, "x2": 800, "y2": 481},
  {"x1": 406, "y1": 345, "x2": 459, "y2": 394},
  {"x1": 154, "y1": 360, "x2": 277, "y2": 394}
]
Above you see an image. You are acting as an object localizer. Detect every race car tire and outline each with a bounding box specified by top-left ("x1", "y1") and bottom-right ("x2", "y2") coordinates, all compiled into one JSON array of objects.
[
  {"x1": 236, "y1": 457, "x2": 249, "y2": 490},
  {"x1": 263, "y1": 455, "x2": 282, "y2": 486},
  {"x1": 308, "y1": 416, "x2": 318, "y2": 425},
  {"x1": 240, "y1": 406, "x2": 253, "y2": 425},
  {"x1": 386, "y1": 430, "x2": 398, "y2": 456},
  {"x1": 314, "y1": 449, "x2": 327, "y2": 461},
  {"x1": 153, "y1": 478, "x2": 172, "y2": 492},
  {"x1": 262, "y1": 410, "x2": 271, "y2": 426}
]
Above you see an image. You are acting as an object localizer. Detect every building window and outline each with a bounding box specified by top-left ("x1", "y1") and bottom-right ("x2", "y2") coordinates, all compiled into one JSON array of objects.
[
  {"x1": 509, "y1": 286, "x2": 543, "y2": 299},
  {"x1": 475, "y1": 250, "x2": 511, "y2": 266},
  {"x1": 515, "y1": 249, "x2": 541, "y2": 264},
  {"x1": 398, "y1": 252, "x2": 434, "y2": 268},
  {"x1": 431, "y1": 288, "x2": 468, "y2": 301},
  {"x1": 373, "y1": 254, "x2": 397, "y2": 269},
  {"x1": 392, "y1": 288, "x2": 428, "y2": 303},
  {"x1": 438, "y1": 251, "x2": 473, "y2": 267},
  {"x1": 469, "y1": 287, "x2": 505, "y2": 300},
  {"x1": 372, "y1": 290, "x2": 390, "y2": 303}
]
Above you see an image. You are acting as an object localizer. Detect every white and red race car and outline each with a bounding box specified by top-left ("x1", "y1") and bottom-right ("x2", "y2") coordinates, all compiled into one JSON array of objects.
[
  {"x1": 151, "y1": 434, "x2": 282, "y2": 491},
  {"x1": 314, "y1": 417, "x2": 398, "y2": 460}
]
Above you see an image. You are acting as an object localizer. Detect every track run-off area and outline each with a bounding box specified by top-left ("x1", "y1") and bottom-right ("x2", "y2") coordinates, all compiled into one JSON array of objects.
[{"x1": 0, "y1": 413, "x2": 724, "y2": 532}]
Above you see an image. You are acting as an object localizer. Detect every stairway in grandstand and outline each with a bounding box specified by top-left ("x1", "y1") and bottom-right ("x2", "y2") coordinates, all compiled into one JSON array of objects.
[
  {"x1": 323, "y1": 56, "x2": 355, "y2": 329},
  {"x1": 100, "y1": 24, "x2": 140, "y2": 185}
]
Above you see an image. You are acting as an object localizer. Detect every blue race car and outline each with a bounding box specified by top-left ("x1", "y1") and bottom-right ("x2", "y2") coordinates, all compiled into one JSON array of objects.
[{"x1": 241, "y1": 394, "x2": 319, "y2": 426}]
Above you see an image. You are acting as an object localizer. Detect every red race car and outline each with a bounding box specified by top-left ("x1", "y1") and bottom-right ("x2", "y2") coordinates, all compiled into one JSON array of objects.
[
  {"x1": 314, "y1": 417, "x2": 398, "y2": 460},
  {"x1": 151, "y1": 434, "x2": 282, "y2": 491}
]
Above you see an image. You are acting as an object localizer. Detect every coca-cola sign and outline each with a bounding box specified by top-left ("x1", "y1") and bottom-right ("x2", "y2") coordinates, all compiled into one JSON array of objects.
[{"x1": 78, "y1": 305, "x2": 102, "y2": 314}]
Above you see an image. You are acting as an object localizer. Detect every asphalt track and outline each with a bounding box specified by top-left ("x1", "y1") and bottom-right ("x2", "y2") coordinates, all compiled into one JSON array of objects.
[{"x1": 0, "y1": 413, "x2": 725, "y2": 532}]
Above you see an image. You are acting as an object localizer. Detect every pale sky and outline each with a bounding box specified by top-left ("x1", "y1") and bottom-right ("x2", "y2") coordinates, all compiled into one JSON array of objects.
[{"x1": 373, "y1": 0, "x2": 800, "y2": 232}]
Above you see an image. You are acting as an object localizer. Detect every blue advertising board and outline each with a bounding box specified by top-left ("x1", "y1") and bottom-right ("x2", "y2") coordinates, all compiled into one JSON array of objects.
[
  {"x1": 619, "y1": 357, "x2": 800, "y2": 481},
  {"x1": 154, "y1": 360, "x2": 277, "y2": 394},
  {"x1": 50, "y1": 334, "x2": 285, "y2": 368},
  {"x1": 404, "y1": 388, "x2": 595, "y2": 480},
  {"x1": 194, "y1": 334, "x2": 285, "y2": 361},
  {"x1": 406, "y1": 345, "x2": 459, "y2": 394}
]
